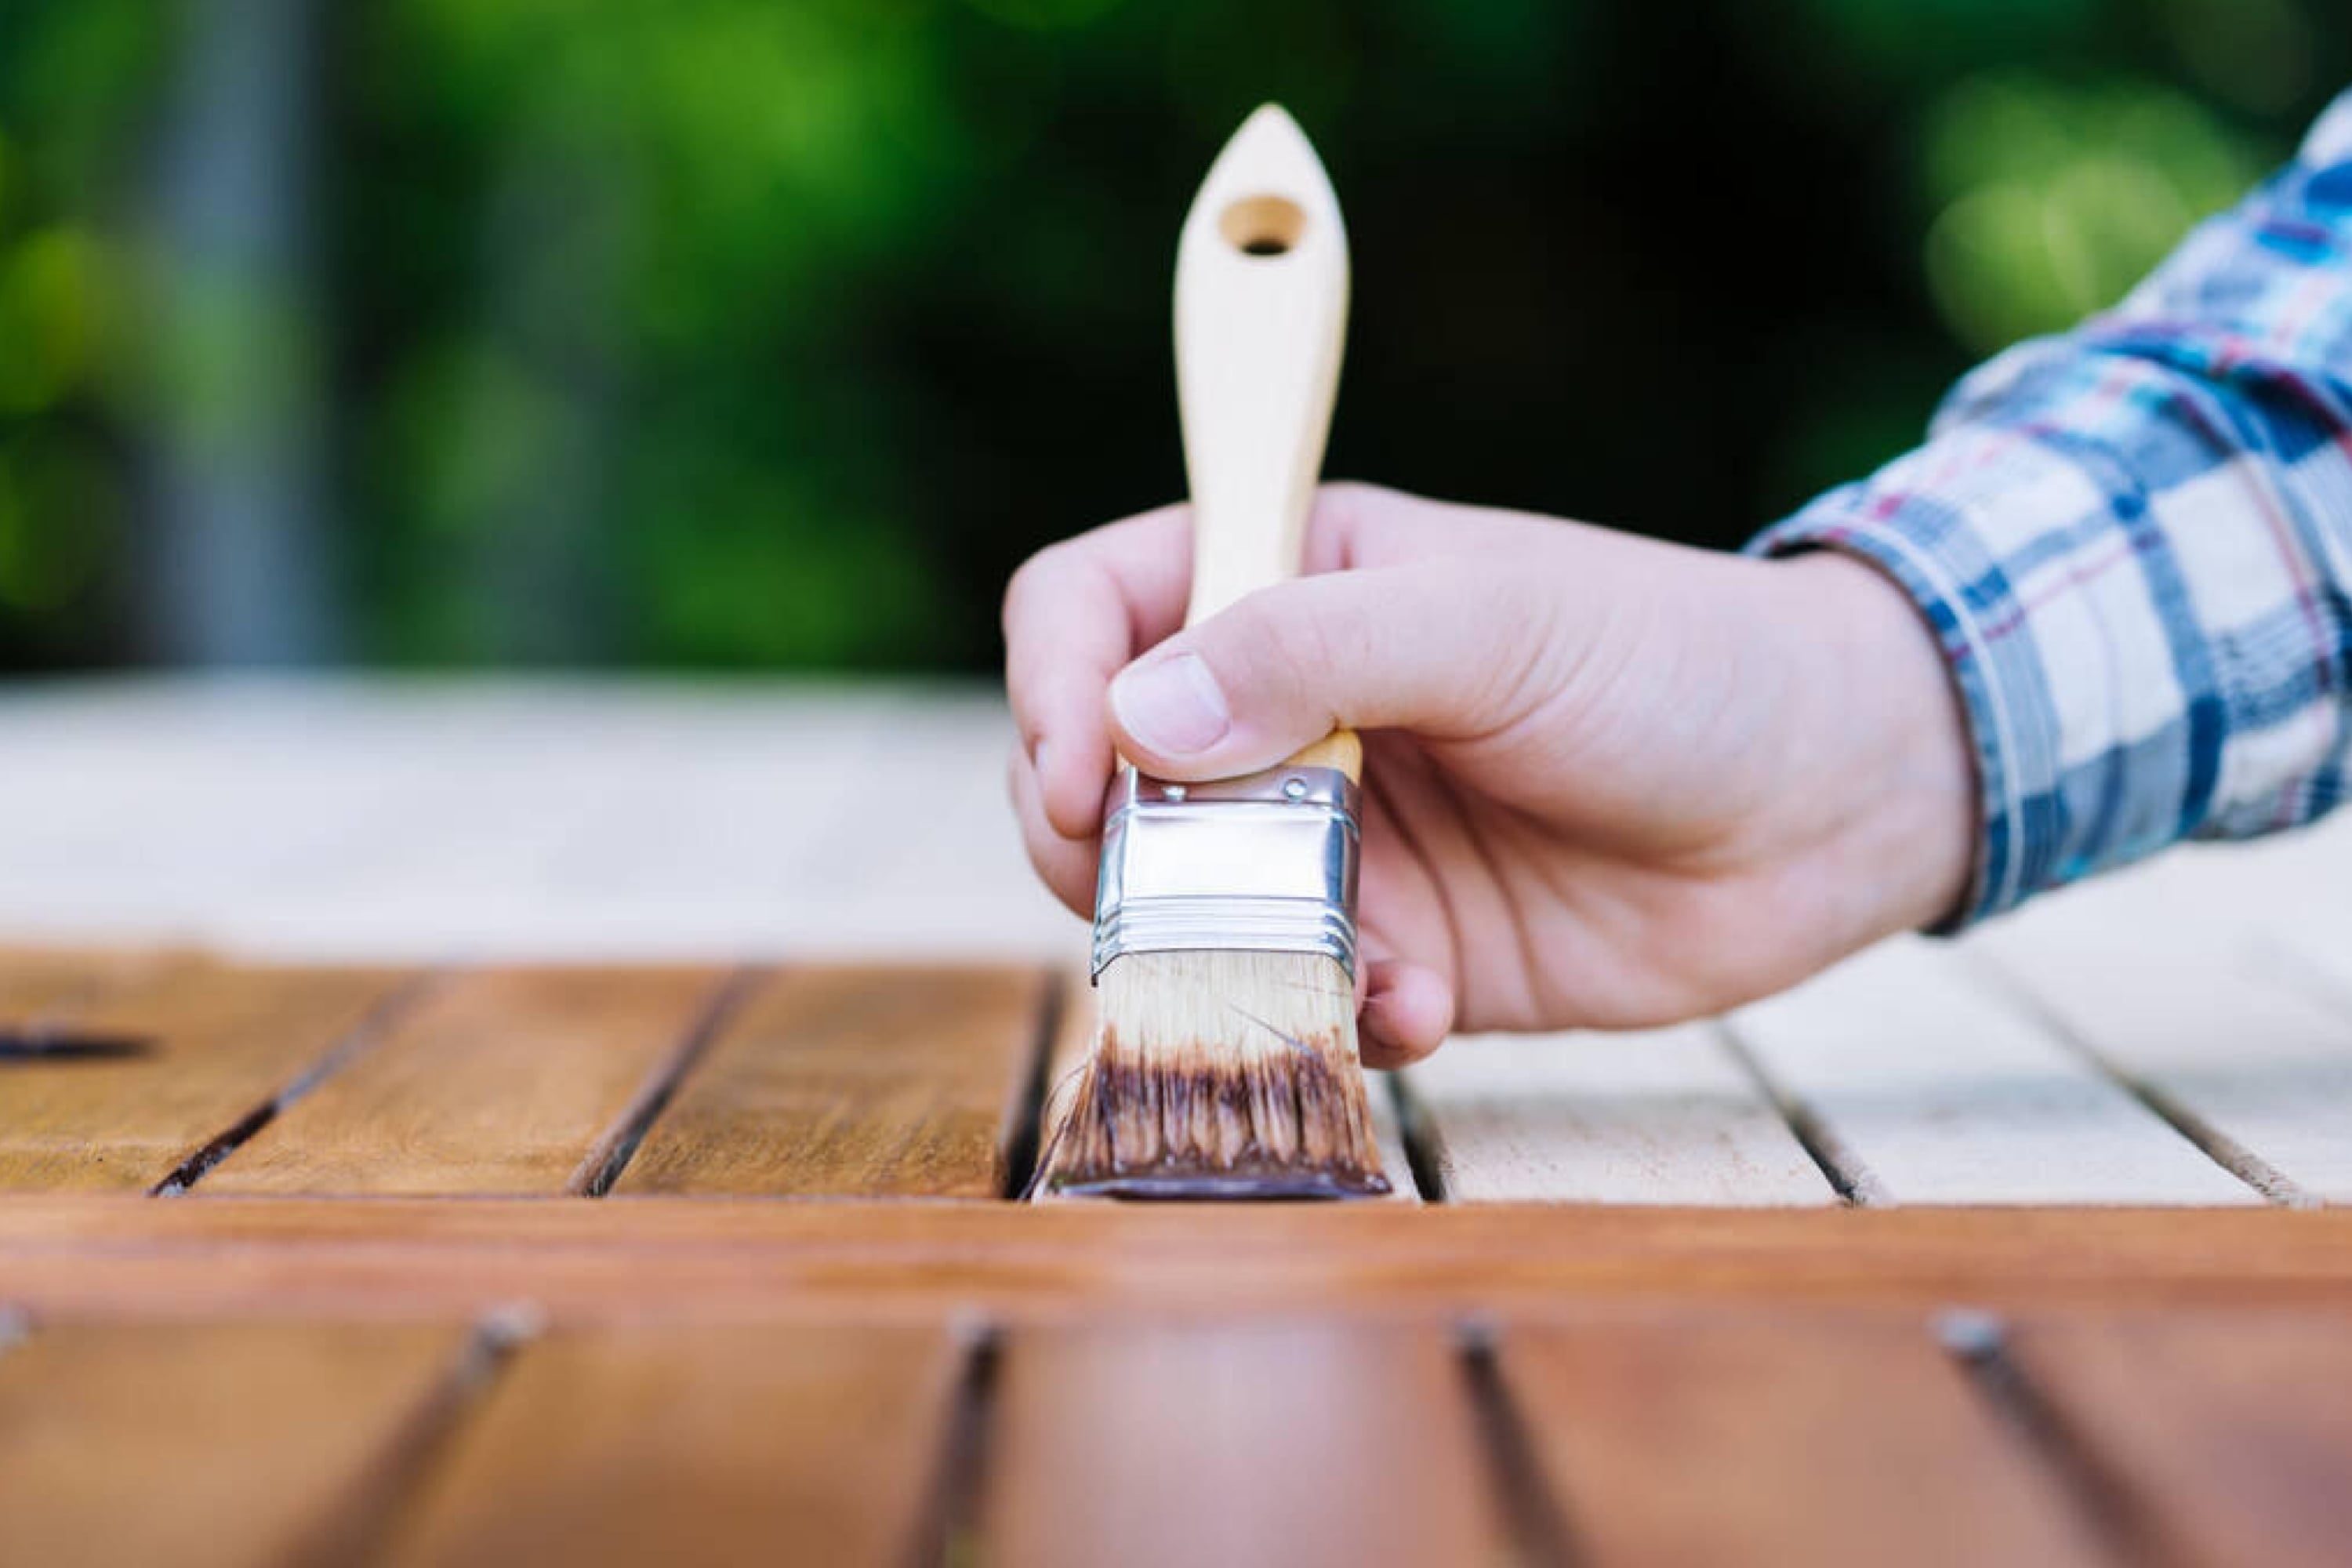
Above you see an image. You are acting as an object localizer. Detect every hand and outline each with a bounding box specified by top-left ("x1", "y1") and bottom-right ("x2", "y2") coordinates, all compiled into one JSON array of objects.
[{"x1": 1004, "y1": 483, "x2": 1975, "y2": 1065}]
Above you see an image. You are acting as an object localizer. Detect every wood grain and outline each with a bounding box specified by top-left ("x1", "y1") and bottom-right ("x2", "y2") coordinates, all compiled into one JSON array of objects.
[
  {"x1": 982, "y1": 1321, "x2": 1508, "y2": 1567},
  {"x1": 1501, "y1": 1312, "x2": 2103, "y2": 1568},
  {"x1": 383, "y1": 1323, "x2": 963, "y2": 1568},
  {"x1": 0, "y1": 946, "x2": 189, "y2": 1021},
  {"x1": 2007, "y1": 1310, "x2": 2352, "y2": 1568},
  {"x1": 1972, "y1": 896, "x2": 2352, "y2": 1203},
  {"x1": 1729, "y1": 937, "x2": 2253, "y2": 1205},
  {"x1": 0, "y1": 960, "x2": 411, "y2": 1191},
  {"x1": 202, "y1": 966, "x2": 728, "y2": 1196},
  {"x1": 1402, "y1": 1023, "x2": 1831, "y2": 1204},
  {"x1": 9, "y1": 1200, "x2": 2352, "y2": 1321},
  {"x1": 616, "y1": 964, "x2": 1047, "y2": 1196},
  {"x1": 0, "y1": 1321, "x2": 473, "y2": 1568}
]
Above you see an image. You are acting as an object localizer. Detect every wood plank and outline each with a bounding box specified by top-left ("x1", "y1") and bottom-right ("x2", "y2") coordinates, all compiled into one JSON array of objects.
[
  {"x1": 1400, "y1": 1023, "x2": 1832, "y2": 1204},
  {"x1": 1727, "y1": 936, "x2": 2254, "y2": 1205},
  {"x1": 0, "y1": 946, "x2": 189, "y2": 1020},
  {"x1": 0, "y1": 681, "x2": 1073, "y2": 963},
  {"x1": 1971, "y1": 891, "x2": 2352, "y2": 1203},
  {"x1": 982, "y1": 1321, "x2": 1508, "y2": 1567},
  {"x1": 0, "y1": 1321, "x2": 474, "y2": 1568},
  {"x1": 1033, "y1": 966, "x2": 1105, "y2": 1191},
  {"x1": 7, "y1": 1200, "x2": 2352, "y2": 1320},
  {"x1": 2005, "y1": 1310, "x2": 2352, "y2": 1568},
  {"x1": 202, "y1": 966, "x2": 728, "y2": 1196},
  {"x1": 383, "y1": 1323, "x2": 962, "y2": 1567},
  {"x1": 1501, "y1": 1312, "x2": 2104, "y2": 1568},
  {"x1": 616, "y1": 964, "x2": 1047, "y2": 1197},
  {"x1": 1363, "y1": 1072, "x2": 1415, "y2": 1200},
  {"x1": 1038, "y1": 971, "x2": 1418, "y2": 1201},
  {"x1": 0, "y1": 960, "x2": 411, "y2": 1191}
]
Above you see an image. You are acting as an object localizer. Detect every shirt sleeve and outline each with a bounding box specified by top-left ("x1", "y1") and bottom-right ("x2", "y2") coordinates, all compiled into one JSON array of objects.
[{"x1": 1751, "y1": 90, "x2": 2352, "y2": 927}]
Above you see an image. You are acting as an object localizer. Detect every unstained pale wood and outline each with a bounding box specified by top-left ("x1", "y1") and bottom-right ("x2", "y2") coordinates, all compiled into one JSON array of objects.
[
  {"x1": 1728, "y1": 937, "x2": 2254, "y2": 1204},
  {"x1": 0, "y1": 1321, "x2": 473, "y2": 1568},
  {"x1": 1362, "y1": 1069, "x2": 1414, "y2": 1200},
  {"x1": 2006, "y1": 1311, "x2": 2352, "y2": 1568},
  {"x1": 1402, "y1": 1023, "x2": 1832, "y2": 1203},
  {"x1": 1972, "y1": 895, "x2": 2352, "y2": 1203},
  {"x1": 383, "y1": 1323, "x2": 963, "y2": 1568},
  {"x1": 982, "y1": 1322, "x2": 1508, "y2": 1567},
  {"x1": 203, "y1": 965, "x2": 728, "y2": 1196},
  {"x1": 0, "y1": 682, "x2": 1080, "y2": 963},
  {"x1": 615, "y1": 964, "x2": 1047, "y2": 1196},
  {"x1": 0, "y1": 960, "x2": 410, "y2": 1191},
  {"x1": 1503, "y1": 1312, "x2": 2103, "y2": 1568}
]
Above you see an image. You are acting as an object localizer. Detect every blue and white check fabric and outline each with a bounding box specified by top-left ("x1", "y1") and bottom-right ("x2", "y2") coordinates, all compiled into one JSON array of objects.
[{"x1": 1753, "y1": 90, "x2": 2352, "y2": 926}]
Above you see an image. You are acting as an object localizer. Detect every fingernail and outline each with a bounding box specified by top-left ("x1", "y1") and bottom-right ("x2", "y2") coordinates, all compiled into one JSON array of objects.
[{"x1": 1110, "y1": 652, "x2": 1230, "y2": 757}]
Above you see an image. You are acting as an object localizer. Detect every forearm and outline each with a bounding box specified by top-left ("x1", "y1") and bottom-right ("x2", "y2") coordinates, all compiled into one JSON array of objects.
[{"x1": 1753, "y1": 93, "x2": 2352, "y2": 924}]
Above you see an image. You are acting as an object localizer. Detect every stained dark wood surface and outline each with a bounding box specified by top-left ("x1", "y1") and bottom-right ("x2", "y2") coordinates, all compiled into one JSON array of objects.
[
  {"x1": 612, "y1": 964, "x2": 1049, "y2": 1197},
  {"x1": 5, "y1": 947, "x2": 2350, "y2": 1567},
  {"x1": 8, "y1": 1199, "x2": 2352, "y2": 1319},
  {"x1": 2005, "y1": 1312, "x2": 2352, "y2": 1568},
  {"x1": 1501, "y1": 1313, "x2": 2106, "y2": 1568},
  {"x1": 205, "y1": 966, "x2": 728, "y2": 1196},
  {"x1": 982, "y1": 1323, "x2": 1511, "y2": 1568},
  {"x1": 379, "y1": 1323, "x2": 964, "y2": 1568},
  {"x1": 0, "y1": 1322, "x2": 475, "y2": 1568},
  {"x1": 0, "y1": 960, "x2": 410, "y2": 1192}
]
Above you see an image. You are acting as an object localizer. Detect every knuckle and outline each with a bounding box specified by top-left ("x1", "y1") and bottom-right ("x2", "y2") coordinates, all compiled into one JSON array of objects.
[
  {"x1": 1000, "y1": 546, "x2": 1060, "y2": 631},
  {"x1": 1310, "y1": 482, "x2": 1383, "y2": 567},
  {"x1": 1003, "y1": 536, "x2": 1100, "y2": 632},
  {"x1": 1316, "y1": 478, "x2": 1386, "y2": 511}
]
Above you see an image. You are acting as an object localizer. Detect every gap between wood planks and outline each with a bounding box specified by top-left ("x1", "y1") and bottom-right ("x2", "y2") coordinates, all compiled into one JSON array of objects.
[
  {"x1": 1392, "y1": 1069, "x2": 1449, "y2": 1204},
  {"x1": 1960, "y1": 949, "x2": 2307, "y2": 1209},
  {"x1": 907, "y1": 1319, "x2": 1001, "y2": 1567},
  {"x1": 1936, "y1": 1308, "x2": 2181, "y2": 1568},
  {"x1": 880, "y1": 1309, "x2": 2166, "y2": 1568},
  {"x1": 996, "y1": 974, "x2": 1062, "y2": 1202},
  {"x1": 1457, "y1": 1319, "x2": 1587, "y2": 1568},
  {"x1": 135, "y1": 960, "x2": 1113, "y2": 1204},
  {"x1": 278, "y1": 1306, "x2": 539, "y2": 1567},
  {"x1": 566, "y1": 967, "x2": 770, "y2": 1197},
  {"x1": 1711, "y1": 1020, "x2": 1888, "y2": 1207},
  {"x1": 153, "y1": 970, "x2": 452, "y2": 1196},
  {"x1": 911, "y1": 1312, "x2": 1577, "y2": 1568},
  {"x1": 92, "y1": 945, "x2": 2305, "y2": 1207}
]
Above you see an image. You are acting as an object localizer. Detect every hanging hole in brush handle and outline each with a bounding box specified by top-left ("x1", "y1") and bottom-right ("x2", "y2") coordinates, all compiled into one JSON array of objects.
[
  {"x1": 1219, "y1": 194, "x2": 1308, "y2": 256},
  {"x1": 1174, "y1": 105, "x2": 1359, "y2": 782}
]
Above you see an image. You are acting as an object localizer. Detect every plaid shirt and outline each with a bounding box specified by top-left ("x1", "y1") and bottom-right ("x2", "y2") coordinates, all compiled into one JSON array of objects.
[{"x1": 1754, "y1": 91, "x2": 2352, "y2": 927}]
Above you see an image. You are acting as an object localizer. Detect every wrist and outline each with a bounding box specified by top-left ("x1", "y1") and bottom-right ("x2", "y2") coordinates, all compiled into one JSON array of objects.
[{"x1": 1774, "y1": 550, "x2": 1979, "y2": 937}]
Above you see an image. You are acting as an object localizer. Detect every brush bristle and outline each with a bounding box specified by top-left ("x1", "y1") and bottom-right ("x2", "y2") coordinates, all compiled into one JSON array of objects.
[{"x1": 1036, "y1": 949, "x2": 1390, "y2": 1199}]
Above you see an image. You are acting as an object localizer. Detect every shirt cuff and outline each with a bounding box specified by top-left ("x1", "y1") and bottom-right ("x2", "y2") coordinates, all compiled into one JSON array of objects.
[{"x1": 1748, "y1": 437, "x2": 2117, "y2": 930}]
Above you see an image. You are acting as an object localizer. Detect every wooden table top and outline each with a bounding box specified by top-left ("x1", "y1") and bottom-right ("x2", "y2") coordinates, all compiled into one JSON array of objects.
[{"x1": 4, "y1": 680, "x2": 2351, "y2": 1566}]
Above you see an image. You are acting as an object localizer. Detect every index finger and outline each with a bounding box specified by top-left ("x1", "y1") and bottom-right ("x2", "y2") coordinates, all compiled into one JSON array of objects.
[{"x1": 1003, "y1": 503, "x2": 1193, "y2": 837}]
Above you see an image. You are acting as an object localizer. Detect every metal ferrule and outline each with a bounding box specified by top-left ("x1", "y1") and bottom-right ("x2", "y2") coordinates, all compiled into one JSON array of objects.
[{"x1": 1091, "y1": 763, "x2": 1361, "y2": 980}]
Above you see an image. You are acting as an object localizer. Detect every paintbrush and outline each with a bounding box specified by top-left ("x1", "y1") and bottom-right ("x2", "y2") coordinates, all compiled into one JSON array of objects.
[{"x1": 1036, "y1": 104, "x2": 1389, "y2": 1200}]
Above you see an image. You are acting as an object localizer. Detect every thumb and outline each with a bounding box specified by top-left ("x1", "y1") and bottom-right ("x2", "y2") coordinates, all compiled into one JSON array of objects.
[{"x1": 1105, "y1": 560, "x2": 1555, "y2": 779}]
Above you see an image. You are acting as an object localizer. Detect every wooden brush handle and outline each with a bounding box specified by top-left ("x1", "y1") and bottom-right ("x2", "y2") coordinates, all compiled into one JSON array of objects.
[{"x1": 1174, "y1": 104, "x2": 1359, "y2": 783}]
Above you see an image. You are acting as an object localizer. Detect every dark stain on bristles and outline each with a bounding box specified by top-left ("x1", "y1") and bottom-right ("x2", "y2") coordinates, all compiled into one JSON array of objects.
[{"x1": 1044, "y1": 1024, "x2": 1391, "y2": 1200}]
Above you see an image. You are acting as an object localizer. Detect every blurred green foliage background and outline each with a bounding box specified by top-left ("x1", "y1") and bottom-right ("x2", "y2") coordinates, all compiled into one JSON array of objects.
[{"x1": 0, "y1": 0, "x2": 2344, "y2": 673}]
